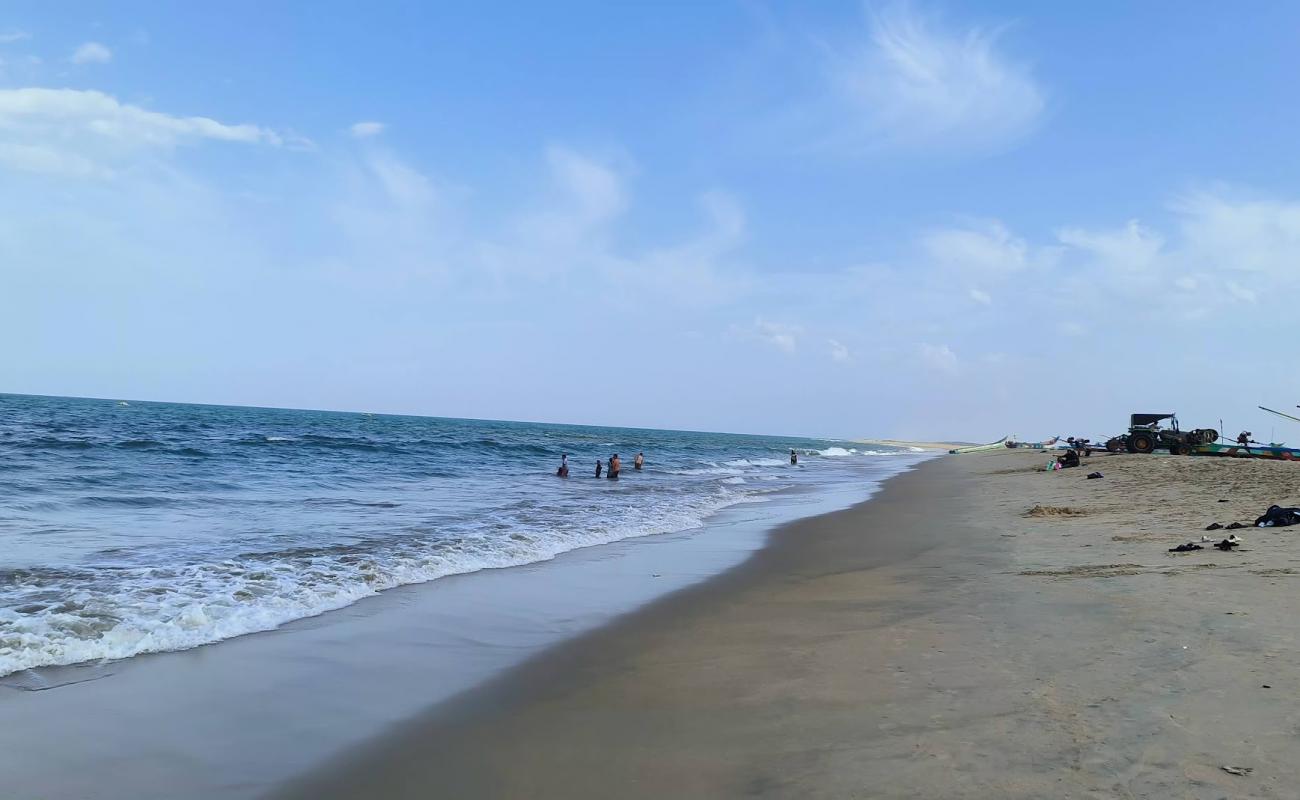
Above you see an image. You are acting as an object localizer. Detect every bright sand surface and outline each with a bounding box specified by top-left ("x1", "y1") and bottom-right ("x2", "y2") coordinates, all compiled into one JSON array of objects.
[{"x1": 276, "y1": 450, "x2": 1300, "y2": 799}]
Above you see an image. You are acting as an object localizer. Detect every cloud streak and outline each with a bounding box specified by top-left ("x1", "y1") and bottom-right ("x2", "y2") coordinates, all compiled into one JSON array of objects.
[
  {"x1": 0, "y1": 88, "x2": 283, "y2": 177},
  {"x1": 71, "y1": 42, "x2": 113, "y2": 65},
  {"x1": 825, "y1": 3, "x2": 1045, "y2": 154}
]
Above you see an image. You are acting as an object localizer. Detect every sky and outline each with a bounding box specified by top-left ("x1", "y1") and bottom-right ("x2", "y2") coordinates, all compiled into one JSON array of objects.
[{"x1": 4, "y1": 2, "x2": 1300, "y2": 441}]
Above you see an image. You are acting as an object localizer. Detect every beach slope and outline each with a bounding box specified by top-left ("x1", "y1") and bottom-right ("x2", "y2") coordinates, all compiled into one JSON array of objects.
[{"x1": 275, "y1": 451, "x2": 1300, "y2": 799}]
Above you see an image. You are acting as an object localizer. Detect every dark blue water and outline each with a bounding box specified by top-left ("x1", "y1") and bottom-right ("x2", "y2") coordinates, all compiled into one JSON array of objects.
[{"x1": 0, "y1": 393, "x2": 919, "y2": 675}]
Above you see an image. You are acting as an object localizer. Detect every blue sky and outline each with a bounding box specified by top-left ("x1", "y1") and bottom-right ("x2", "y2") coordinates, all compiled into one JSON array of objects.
[{"x1": 4, "y1": 2, "x2": 1300, "y2": 441}]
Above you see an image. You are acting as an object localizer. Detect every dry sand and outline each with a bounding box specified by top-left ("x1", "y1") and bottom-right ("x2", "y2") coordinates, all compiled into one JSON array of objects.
[{"x1": 274, "y1": 451, "x2": 1300, "y2": 799}]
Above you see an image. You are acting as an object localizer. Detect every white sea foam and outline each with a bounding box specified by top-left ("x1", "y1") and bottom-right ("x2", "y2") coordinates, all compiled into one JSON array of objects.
[
  {"x1": 0, "y1": 485, "x2": 771, "y2": 677},
  {"x1": 724, "y1": 457, "x2": 786, "y2": 467},
  {"x1": 815, "y1": 447, "x2": 856, "y2": 457}
]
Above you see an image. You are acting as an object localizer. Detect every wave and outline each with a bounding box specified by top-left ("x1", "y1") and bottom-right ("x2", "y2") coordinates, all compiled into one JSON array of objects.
[
  {"x1": 725, "y1": 457, "x2": 787, "y2": 467},
  {"x1": 813, "y1": 447, "x2": 856, "y2": 457},
  {"x1": 667, "y1": 466, "x2": 745, "y2": 476},
  {"x1": 0, "y1": 486, "x2": 761, "y2": 677},
  {"x1": 117, "y1": 439, "x2": 163, "y2": 450}
]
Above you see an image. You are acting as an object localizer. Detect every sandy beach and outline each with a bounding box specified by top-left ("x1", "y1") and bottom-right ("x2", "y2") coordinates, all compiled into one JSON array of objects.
[{"x1": 276, "y1": 449, "x2": 1300, "y2": 799}]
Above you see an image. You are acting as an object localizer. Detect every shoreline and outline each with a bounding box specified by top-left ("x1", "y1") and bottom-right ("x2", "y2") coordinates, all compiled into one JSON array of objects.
[
  {"x1": 0, "y1": 451, "x2": 925, "y2": 800},
  {"x1": 274, "y1": 449, "x2": 1300, "y2": 798},
  {"x1": 272, "y1": 453, "x2": 964, "y2": 798}
]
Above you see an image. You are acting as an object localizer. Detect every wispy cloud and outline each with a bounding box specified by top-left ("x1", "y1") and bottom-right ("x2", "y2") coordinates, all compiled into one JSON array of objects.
[
  {"x1": 71, "y1": 41, "x2": 112, "y2": 65},
  {"x1": 0, "y1": 29, "x2": 30, "y2": 44},
  {"x1": 733, "y1": 318, "x2": 801, "y2": 353},
  {"x1": 0, "y1": 88, "x2": 282, "y2": 177},
  {"x1": 828, "y1": 338, "x2": 851, "y2": 362},
  {"x1": 349, "y1": 121, "x2": 385, "y2": 139},
  {"x1": 919, "y1": 342, "x2": 959, "y2": 374},
  {"x1": 923, "y1": 219, "x2": 1030, "y2": 274},
  {"x1": 1057, "y1": 219, "x2": 1162, "y2": 272},
  {"x1": 826, "y1": 4, "x2": 1044, "y2": 154}
]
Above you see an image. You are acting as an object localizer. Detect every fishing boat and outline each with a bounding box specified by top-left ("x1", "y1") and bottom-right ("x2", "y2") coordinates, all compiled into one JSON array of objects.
[
  {"x1": 1192, "y1": 442, "x2": 1300, "y2": 461},
  {"x1": 1007, "y1": 436, "x2": 1061, "y2": 450},
  {"x1": 948, "y1": 436, "x2": 1009, "y2": 454}
]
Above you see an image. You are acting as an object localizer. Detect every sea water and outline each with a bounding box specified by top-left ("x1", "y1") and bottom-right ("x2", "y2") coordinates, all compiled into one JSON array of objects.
[{"x1": 0, "y1": 393, "x2": 920, "y2": 677}]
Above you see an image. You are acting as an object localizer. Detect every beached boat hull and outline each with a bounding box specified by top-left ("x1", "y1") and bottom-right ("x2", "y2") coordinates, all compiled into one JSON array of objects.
[
  {"x1": 949, "y1": 437, "x2": 1009, "y2": 455},
  {"x1": 1007, "y1": 437, "x2": 1062, "y2": 450},
  {"x1": 1193, "y1": 443, "x2": 1300, "y2": 461}
]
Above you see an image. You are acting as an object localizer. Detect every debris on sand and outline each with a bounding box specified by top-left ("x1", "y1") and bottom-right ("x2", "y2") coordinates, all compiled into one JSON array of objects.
[{"x1": 1026, "y1": 505, "x2": 1086, "y2": 517}]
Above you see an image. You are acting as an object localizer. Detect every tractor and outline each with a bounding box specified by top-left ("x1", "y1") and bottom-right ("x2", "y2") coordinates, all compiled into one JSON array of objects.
[{"x1": 1104, "y1": 414, "x2": 1218, "y2": 455}]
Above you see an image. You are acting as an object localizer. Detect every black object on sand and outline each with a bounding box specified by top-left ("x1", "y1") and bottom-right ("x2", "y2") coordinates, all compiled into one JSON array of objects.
[
  {"x1": 1086, "y1": 471, "x2": 1103, "y2": 479},
  {"x1": 1169, "y1": 543, "x2": 1204, "y2": 552},
  {"x1": 1255, "y1": 505, "x2": 1300, "y2": 527},
  {"x1": 1226, "y1": 521, "x2": 1247, "y2": 530},
  {"x1": 1205, "y1": 522, "x2": 1224, "y2": 531}
]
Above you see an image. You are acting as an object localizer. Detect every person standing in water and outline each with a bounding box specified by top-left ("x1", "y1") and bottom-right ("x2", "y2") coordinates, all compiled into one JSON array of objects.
[
  {"x1": 634, "y1": 452, "x2": 644, "y2": 470},
  {"x1": 608, "y1": 453, "x2": 621, "y2": 479},
  {"x1": 790, "y1": 449, "x2": 798, "y2": 465},
  {"x1": 556, "y1": 454, "x2": 569, "y2": 477},
  {"x1": 595, "y1": 459, "x2": 603, "y2": 478}
]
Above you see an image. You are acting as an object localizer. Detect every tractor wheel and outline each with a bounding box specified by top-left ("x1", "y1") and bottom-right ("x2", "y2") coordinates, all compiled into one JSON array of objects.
[
  {"x1": 1130, "y1": 433, "x2": 1156, "y2": 454},
  {"x1": 1106, "y1": 438, "x2": 1123, "y2": 453},
  {"x1": 1172, "y1": 443, "x2": 1192, "y2": 456}
]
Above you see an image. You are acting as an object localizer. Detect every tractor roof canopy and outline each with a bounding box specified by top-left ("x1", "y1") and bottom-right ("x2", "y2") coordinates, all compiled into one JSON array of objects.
[{"x1": 1131, "y1": 413, "x2": 1175, "y2": 427}]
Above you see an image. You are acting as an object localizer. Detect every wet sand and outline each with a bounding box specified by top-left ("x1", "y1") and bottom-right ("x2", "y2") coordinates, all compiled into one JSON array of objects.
[{"x1": 275, "y1": 450, "x2": 1300, "y2": 799}]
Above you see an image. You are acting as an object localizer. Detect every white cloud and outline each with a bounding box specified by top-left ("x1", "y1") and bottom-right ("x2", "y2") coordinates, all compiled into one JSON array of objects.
[
  {"x1": 828, "y1": 339, "x2": 851, "y2": 362},
  {"x1": 737, "y1": 318, "x2": 801, "y2": 353},
  {"x1": 923, "y1": 220, "x2": 1028, "y2": 273},
  {"x1": 0, "y1": 88, "x2": 282, "y2": 177},
  {"x1": 919, "y1": 342, "x2": 959, "y2": 374},
  {"x1": 1173, "y1": 190, "x2": 1300, "y2": 278},
  {"x1": 1057, "y1": 219, "x2": 1163, "y2": 271},
  {"x1": 0, "y1": 30, "x2": 30, "y2": 44},
  {"x1": 505, "y1": 147, "x2": 628, "y2": 259},
  {"x1": 831, "y1": 4, "x2": 1044, "y2": 153},
  {"x1": 968, "y1": 288, "x2": 992, "y2": 305},
  {"x1": 1225, "y1": 281, "x2": 1257, "y2": 303},
  {"x1": 71, "y1": 42, "x2": 113, "y2": 65},
  {"x1": 349, "y1": 121, "x2": 385, "y2": 139}
]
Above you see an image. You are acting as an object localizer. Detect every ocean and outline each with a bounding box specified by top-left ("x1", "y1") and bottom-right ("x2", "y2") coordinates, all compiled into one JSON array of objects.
[{"x1": 0, "y1": 393, "x2": 920, "y2": 678}]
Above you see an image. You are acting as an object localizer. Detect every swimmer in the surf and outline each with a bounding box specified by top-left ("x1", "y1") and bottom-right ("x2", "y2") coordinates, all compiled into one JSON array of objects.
[
  {"x1": 556, "y1": 453, "x2": 569, "y2": 477},
  {"x1": 634, "y1": 452, "x2": 644, "y2": 470}
]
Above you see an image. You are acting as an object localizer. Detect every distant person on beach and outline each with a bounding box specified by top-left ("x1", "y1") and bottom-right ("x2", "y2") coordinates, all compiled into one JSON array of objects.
[
  {"x1": 556, "y1": 454, "x2": 569, "y2": 478},
  {"x1": 1238, "y1": 431, "x2": 1252, "y2": 446},
  {"x1": 1056, "y1": 449, "x2": 1080, "y2": 469},
  {"x1": 608, "y1": 453, "x2": 621, "y2": 479},
  {"x1": 634, "y1": 452, "x2": 644, "y2": 470},
  {"x1": 595, "y1": 459, "x2": 603, "y2": 478},
  {"x1": 790, "y1": 449, "x2": 798, "y2": 465}
]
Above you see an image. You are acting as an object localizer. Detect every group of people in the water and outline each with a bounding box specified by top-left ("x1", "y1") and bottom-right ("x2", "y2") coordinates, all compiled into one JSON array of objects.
[
  {"x1": 556, "y1": 451, "x2": 644, "y2": 479},
  {"x1": 558, "y1": 449, "x2": 801, "y2": 479}
]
